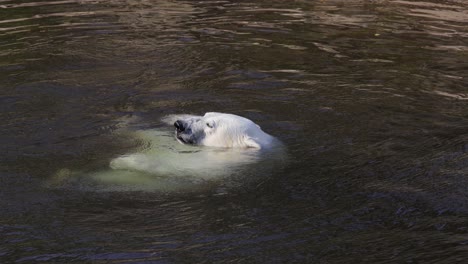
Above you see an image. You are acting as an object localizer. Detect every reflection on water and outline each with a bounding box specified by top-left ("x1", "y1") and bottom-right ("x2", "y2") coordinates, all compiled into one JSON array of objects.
[{"x1": 1, "y1": 0, "x2": 468, "y2": 262}]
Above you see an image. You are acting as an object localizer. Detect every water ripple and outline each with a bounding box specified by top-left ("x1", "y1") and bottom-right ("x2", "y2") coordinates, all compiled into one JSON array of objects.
[{"x1": 1, "y1": 0, "x2": 468, "y2": 263}]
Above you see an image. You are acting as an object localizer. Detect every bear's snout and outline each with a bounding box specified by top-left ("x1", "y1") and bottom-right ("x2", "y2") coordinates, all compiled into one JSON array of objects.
[{"x1": 174, "y1": 120, "x2": 185, "y2": 132}]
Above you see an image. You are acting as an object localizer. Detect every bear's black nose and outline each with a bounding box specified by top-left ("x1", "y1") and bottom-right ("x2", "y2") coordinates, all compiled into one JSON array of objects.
[{"x1": 174, "y1": 120, "x2": 185, "y2": 132}]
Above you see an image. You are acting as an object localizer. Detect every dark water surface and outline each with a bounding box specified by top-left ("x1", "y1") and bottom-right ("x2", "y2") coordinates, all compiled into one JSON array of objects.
[{"x1": 1, "y1": 0, "x2": 468, "y2": 262}]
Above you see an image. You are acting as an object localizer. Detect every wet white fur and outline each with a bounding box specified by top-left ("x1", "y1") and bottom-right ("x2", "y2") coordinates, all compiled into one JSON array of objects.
[
  {"x1": 49, "y1": 113, "x2": 284, "y2": 192},
  {"x1": 108, "y1": 113, "x2": 280, "y2": 180},
  {"x1": 189, "y1": 112, "x2": 275, "y2": 149}
]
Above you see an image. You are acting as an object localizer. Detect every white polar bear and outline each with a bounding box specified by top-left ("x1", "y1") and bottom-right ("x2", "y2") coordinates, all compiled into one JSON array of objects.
[
  {"x1": 50, "y1": 113, "x2": 284, "y2": 192},
  {"x1": 109, "y1": 112, "x2": 283, "y2": 179},
  {"x1": 173, "y1": 112, "x2": 276, "y2": 149}
]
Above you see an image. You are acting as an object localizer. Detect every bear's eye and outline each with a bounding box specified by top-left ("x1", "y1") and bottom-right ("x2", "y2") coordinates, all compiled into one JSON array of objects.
[{"x1": 206, "y1": 122, "x2": 214, "y2": 128}]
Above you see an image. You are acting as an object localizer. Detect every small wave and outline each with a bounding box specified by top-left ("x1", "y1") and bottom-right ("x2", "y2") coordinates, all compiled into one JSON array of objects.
[{"x1": 432, "y1": 90, "x2": 468, "y2": 100}]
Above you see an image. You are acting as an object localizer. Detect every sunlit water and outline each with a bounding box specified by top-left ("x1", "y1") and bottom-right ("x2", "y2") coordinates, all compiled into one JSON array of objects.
[{"x1": 1, "y1": 0, "x2": 468, "y2": 262}]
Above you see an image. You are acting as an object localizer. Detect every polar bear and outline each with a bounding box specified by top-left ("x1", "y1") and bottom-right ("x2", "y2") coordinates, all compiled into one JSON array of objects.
[
  {"x1": 108, "y1": 112, "x2": 282, "y2": 179},
  {"x1": 50, "y1": 113, "x2": 284, "y2": 192},
  {"x1": 173, "y1": 112, "x2": 276, "y2": 149}
]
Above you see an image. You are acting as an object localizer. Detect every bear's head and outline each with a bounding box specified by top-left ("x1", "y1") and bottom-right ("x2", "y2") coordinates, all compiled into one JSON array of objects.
[{"x1": 174, "y1": 112, "x2": 274, "y2": 149}]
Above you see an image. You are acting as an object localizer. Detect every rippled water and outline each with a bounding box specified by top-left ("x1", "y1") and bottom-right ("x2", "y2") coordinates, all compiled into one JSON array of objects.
[{"x1": 1, "y1": 0, "x2": 468, "y2": 262}]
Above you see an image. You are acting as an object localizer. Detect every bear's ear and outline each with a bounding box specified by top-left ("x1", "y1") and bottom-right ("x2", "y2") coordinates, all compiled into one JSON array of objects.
[{"x1": 244, "y1": 136, "x2": 261, "y2": 149}]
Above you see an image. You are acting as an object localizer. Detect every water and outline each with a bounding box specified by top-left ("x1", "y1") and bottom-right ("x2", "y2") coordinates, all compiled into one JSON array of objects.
[{"x1": 1, "y1": 0, "x2": 467, "y2": 262}]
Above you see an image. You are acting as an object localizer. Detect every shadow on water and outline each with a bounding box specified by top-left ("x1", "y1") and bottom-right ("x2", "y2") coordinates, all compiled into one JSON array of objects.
[{"x1": 1, "y1": 0, "x2": 468, "y2": 262}]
